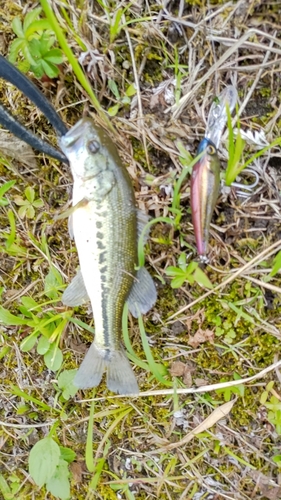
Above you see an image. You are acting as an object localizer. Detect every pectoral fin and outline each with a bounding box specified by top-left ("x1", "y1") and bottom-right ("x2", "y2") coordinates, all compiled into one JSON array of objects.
[
  {"x1": 127, "y1": 266, "x2": 157, "y2": 318},
  {"x1": 54, "y1": 199, "x2": 88, "y2": 239},
  {"x1": 62, "y1": 270, "x2": 90, "y2": 306}
]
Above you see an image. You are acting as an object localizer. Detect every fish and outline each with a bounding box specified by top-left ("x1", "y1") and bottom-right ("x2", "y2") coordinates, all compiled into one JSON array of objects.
[
  {"x1": 190, "y1": 138, "x2": 220, "y2": 258},
  {"x1": 59, "y1": 118, "x2": 157, "y2": 395}
]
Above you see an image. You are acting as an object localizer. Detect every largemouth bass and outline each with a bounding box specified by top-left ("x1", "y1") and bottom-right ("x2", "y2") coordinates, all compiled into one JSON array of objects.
[
  {"x1": 190, "y1": 138, "x2": 220, "y2": 258},
  {"x1": 60, "y1": 118, "x2": 156, "y2": 395}
]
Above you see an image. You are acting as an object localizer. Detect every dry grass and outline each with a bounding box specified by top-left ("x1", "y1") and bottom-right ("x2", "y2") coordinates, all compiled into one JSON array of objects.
[{"x1": 1, "y1": 0, "x2": 281, "y2": 499}]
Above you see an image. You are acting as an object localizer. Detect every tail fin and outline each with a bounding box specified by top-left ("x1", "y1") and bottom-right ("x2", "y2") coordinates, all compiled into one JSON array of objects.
[{"x1": 74, "y1": 343, "x2": 139, "y2": 395}]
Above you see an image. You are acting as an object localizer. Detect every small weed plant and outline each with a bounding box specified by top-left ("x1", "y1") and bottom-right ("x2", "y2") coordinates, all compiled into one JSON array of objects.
[
  {"x1": 165, "y1": 252, "x2": 213, "y2": 289},
  {"x1": 260, "y1": 382, "x2": 281, "y2": 435},
  {"x1": 9, "y1": 7, "x2": 63, "y2": 78}
]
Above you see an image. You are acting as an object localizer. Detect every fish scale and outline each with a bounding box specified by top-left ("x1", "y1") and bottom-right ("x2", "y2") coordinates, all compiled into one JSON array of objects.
[{"x1": 71, "y1": 152, "x2": 137, "y2": 345}]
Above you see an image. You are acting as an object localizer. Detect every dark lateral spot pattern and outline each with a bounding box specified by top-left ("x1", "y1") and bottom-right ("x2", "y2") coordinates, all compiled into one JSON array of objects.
[
  {"x1": 100, "y1": 280, "x2": 110, "y2": 348},
  {"x1": 99, "y1": 251, "x2": 106, "y2": 264},
  {"x1": 104, "y1": 348, "x2": 111, "y2": 361},
  {"x1": 96, "y1": 231, "x2": 104, "y2": 240},
  {"x1": 96, "y1": 221, "x2": 102, "y2": 229},
  {"x1": 97, "y1": 240, "x2": 105, "y2": 250}
]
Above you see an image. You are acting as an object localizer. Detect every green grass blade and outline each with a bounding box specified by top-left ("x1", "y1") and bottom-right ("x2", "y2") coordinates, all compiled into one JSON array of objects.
[
  {"x1": 89, "y1": 440, "x2": 110, "y2": 491},
  {"x1": 40, "y1": 0, "x2": 114, "y2": 133},
  {"x1": 122, "y1": 303, "x2": 150, "y2": 370},
  {"x1": 137, "y1": 312, "x2": 172, "y2": 386},
  {"x1": 138, "y1": 216, "x2": 172, "y2": 267},
  {"x1": 10, "y1": 385, "x2": 53, "y2": 412},
  {"x1": 86, "y1": 397, "x2": 95, "y2": 473}
]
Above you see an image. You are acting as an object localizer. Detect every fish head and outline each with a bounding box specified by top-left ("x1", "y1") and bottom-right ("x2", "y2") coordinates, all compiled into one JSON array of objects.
[
  {"x1": 195, "y1": 138, "x2": 220, "y2": 177},
  {"x1": 191, "y1": 138, "x2": 220, "y2": 197},
  {"x1": 59, "y1": 118, "x2": 112, "y2": 180}
]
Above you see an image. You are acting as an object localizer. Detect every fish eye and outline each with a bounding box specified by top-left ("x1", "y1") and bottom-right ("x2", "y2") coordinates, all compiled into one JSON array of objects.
[
  {"x1": 88, "y1": 140, "x2": 100, "y2": 154},
  {"x1": 207, "y1": 144, "x2": 216, "y2": 155}
]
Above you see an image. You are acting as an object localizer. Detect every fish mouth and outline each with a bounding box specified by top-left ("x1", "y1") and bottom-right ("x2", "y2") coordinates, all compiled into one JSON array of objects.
[{"x1": 60, "y1": 118, "x2": 93, "y2": 149}]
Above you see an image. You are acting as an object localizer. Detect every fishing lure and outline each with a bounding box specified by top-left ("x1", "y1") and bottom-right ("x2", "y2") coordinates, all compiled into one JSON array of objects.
[{"x1": 190, "y1": 86, "x2": 237, "y2": 258}]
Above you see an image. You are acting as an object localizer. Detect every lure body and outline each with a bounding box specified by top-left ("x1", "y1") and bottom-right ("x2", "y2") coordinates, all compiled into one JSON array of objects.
[{"x1": 190, "y1": 138, "x2": 220, "y2": 257}]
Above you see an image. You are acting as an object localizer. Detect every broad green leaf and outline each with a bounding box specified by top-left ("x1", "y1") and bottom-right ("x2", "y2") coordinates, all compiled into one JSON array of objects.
[
  {"x1": 0, "y1": 346, "x2": 11, "y2": 361},
  {"x1": 43, "y1": 62, "x2": 60, "y2": 78},
  {"x1": 0, "y1": 181, "x2": 16, "y2": 198},
  {"x1": 25, "y1": 19, "x2": 52, "y2": 38},
  {"x1": 23, "y1": 7, "x2": 42, "y2": 31},
  {"x1": 21, "y1": 296, "x2": 40, "y2": 311},
  {"x1": 17, "y1": 58, "x2": 31, "y2": 73},
  {"x1": 0, "y1": 473, "x2": 11, "y2": 498},
  {"x1": 121, "y1": 95, "x2": 130, "y2": 105},
  {"x1": 178, "y1": 252, "x2": 187, "y2": 271},
  {"x1": 32, "y1": 198, "x2": 44, "y2": 208},
  {"x1": 24, "y1": 186, "x2": 35, "y2": 203},
  {"x1": 125, "y1": 84, "x2": 136, "y2": 97},
  {"x1": 57, "y1": 369, "x2": 78, "y2": 400},
  {"x1": 170, "y1": 276, "x2": 186, "y2": 288},
  {"x1": 44, "y1": 48, "x2": 64, "y2": 64},
  {"x1": 0, "y1": 307, "x2": 29, "y2": 326},
  {"x1": 165, "y1": 266, "x2": 185, "y2": 277},
  {"x1": 25, "y1": 205, "x2": 35, "y2": 219},
  {"x1": 44, "y1": 266, "x2": 64, "y2": 299},
  {"x1": 108, "y1": 79, "x2": 120, "y2": 99},
  {"x1": 29, "y1": 437, "x2": 60, "y2": 487},
  {"x1": 41, "y1": 59, "x2": 59, "y2": 78},
  {"x1": 29, "y1": 38, "x2": 43, "y2": 58},
  {"x1": 21, "y1": 333, "x2": 38, "y2": 352},
  {"x1": 186, "y1": 261, "x2": 198, "y2": 275},
  {"x1": 14, "y1": 195, "x2": 27, "y2": 206},
  {"x1": 0, "y1": 180, "x2": 16, "y2": 206},
  {"x1": 22, "y1": 44, "x2": 37, "y2": 66},
  {"x1": 107, "y1": 103, "x2": 119, "y2": 117},
  {"x1": 8, "y1": 38, "x2": 26, "y2": 63},
  {"x1": 46, "y1": 459, "x2": 70, "y2": 500},
  {"x1": 37, "y1": 335, "x2": 51, "y2": 355},
  {"x1": 44, "y1": 344, "x2": 63, "y2": 371},
  {"x1": 59, "y1": 446, "x2": 76, "y2": 463},
  {"x1": 270, "y1": 250, "x2": 281, "y2": 277},
  {"x1": 31, "y1": 62, "x2": 44, "y2": 78},
  {"x1": 11, "y1": 17, "x2": 24, "y2": 38},
  {"x1": 193, "y1": 267, "x2": 213, "y2": 289}
]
